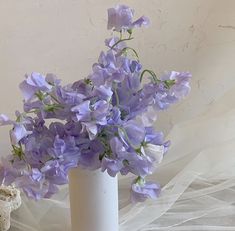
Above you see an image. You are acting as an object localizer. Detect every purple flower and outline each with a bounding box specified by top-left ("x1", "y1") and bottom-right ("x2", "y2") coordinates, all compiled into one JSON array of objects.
[
  {"x1": 41, "y1": 160, "x2": 68, "y2": 185},
  {"x1": 19, "y1": 72, "x2": 53, "y2": 102},
  {"x1": 101, "y1": 158, "x2": 123, "y2": 177},
  {"x1": 132, "y1": 16, "x2": 150, "y2": 28},
  {"x1": 0, "y1": 157, "x2": 21, "y2": 185},
  {"x1": 92, "y1": 50, "x2": 125, "y2": 86},
  {"x1": 64, "y1": 121, "x2": 82, "y2": 137},
  {"x1": 78, "y1": 139, "x2": 104, "y2": 170},
  {"x1": 161, "y1": 71, "x2": 192, "y2": 98},
  {"x1": 110, "y1": 137, "x2": 126, "y2": 156},
  {"x1": 92, "y1": 100, "x2": 110, "y2": 125},
  {"x1": 81, "y1": 121, "x2": 98, "y2": 140},
  {"x1": 107, "y1": 5, "x2": 134, "y2": 31},
  {"x1": 93, "y1": 85, "x2": 113, "y2": 101},
  {"x1": 45, "y1": 73, "x2": 61, "y2": 86},
  {"x1": 107, "y1": 5, "x2": 149, "y2": 31},
  {"x1": 52, "y1": 135, "x2": 66, "y2": 157},
  {"x1": 72, "y1": 100, "x2": 110, "y2": 139},
  {"x1": 71, "y1": 101, "x2": 91, "y2": 122},
  {"x1": 119, "y1": 120, "x2": 145, "y2": 148},
  {"x1": 105, "y1": 37, "x2": 126, "y2": 51},
  {"x1": 0, "y1": 114, "x2": 13, "y2": 126},
  {"x1": 121, "y1": 152, "x2": 154, "y2": 177},
  {"x1": 56, "y1": 85, "x2": 86, "y2": 105},
  {"x1": 49, "y1": 135, "x2": 80, "y2": 162},
  {"x1": 108, "y1": 107, "x2": 121, "y2": 125},
  {"x1": 14, "y1": 175, "x2": 45, "y2": 200},
  {"x1": 10, "y1": 124, "x2": 31, "y2": 145},
  {"x1": 131, "y1": 179, "x2": 161, "y2": 203},
  {"x1": 49, "y1": 122, "x2": 66, "y2": 137},
  {"x1": 31, "y1": 168, "x2": 43, "y2": 182}
]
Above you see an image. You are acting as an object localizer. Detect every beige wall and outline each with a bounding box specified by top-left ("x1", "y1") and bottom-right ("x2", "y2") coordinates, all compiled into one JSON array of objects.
[{"x1": 1, "y1": 0, "x2": 235, "y2": 153}]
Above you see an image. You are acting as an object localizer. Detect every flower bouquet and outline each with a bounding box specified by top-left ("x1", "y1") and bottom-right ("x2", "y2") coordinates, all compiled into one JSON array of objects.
[{"x1": 0, "y1": 4, "x2": 191, "y2": 231}]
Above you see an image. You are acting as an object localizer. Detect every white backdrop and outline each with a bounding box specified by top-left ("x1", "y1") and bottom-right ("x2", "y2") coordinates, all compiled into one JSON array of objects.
[{"x1": 0, "y1": 0, "x2": 235, "y2": 230}]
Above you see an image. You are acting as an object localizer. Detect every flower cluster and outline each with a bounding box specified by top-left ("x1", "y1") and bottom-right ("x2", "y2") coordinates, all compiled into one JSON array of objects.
[{"x1": 0, "y1": 5, "x2": 191, "y2": 203}]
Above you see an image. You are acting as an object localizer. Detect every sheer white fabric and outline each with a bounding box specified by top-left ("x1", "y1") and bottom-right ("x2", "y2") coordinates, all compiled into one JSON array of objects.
[{"x1": 2, "y1": 0, "x2": 235, "y2": 230}]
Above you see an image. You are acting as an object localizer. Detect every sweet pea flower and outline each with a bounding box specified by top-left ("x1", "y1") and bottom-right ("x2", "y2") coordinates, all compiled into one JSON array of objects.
[
  {"x1": 107, "y1": 5, "x2": 149, "y2": 31},
  {"x1": 161, "y1": 71, "x2": 192, "y2": 98},
  {"x1": 10, "y1": 124, "x2": 30, "y2": 145},
  {"x1": 71, "y1": 101, "x2": 91, "y2": 122},
  {"x1": 101, "y1": 158, "x2": 123, "y2": 177},
  {"x1": 19, "y1": 72, "x2": 52, "y2": 101},
  {"x1": 0, "y1": 114, "x2": 14, "y2": 126},
  {"x1": 132, "y1": 16, "x2": 150, "y2": 28},
  {"x1": 131, "y1": 179, "x2": 161, "y2": 203},
  {"x1": 105, "y1": 37, "x2": 126, "y2": 51},
  {"x1": 119, "y1": 120, "x2": 145, "y2": 148},
  {"x1": 107, "y1": 5, "x2": 134, "y2": 31}
]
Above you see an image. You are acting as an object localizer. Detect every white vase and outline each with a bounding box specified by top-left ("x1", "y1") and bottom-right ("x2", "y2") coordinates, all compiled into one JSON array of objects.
[{"x1": 69, "y1": 168, "x2": 119, "y2": 231}]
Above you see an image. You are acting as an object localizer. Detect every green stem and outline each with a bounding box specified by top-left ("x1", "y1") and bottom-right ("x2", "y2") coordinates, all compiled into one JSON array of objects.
[
  {"x1": 121, "y1": 47, "x2": 139, "y2": 61},
  {"x1": 113, "y1": 83, "x2": 120, "y2": 106},
  {"x1": 111, "y1": 37, "x2": 134, "y2": 50},
  {"x1": 140, "y1": 69, "x2": 160, "y2": 83},
  {"x1": 48, "y1": 93, "x2": 61, "y2": 104}
]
